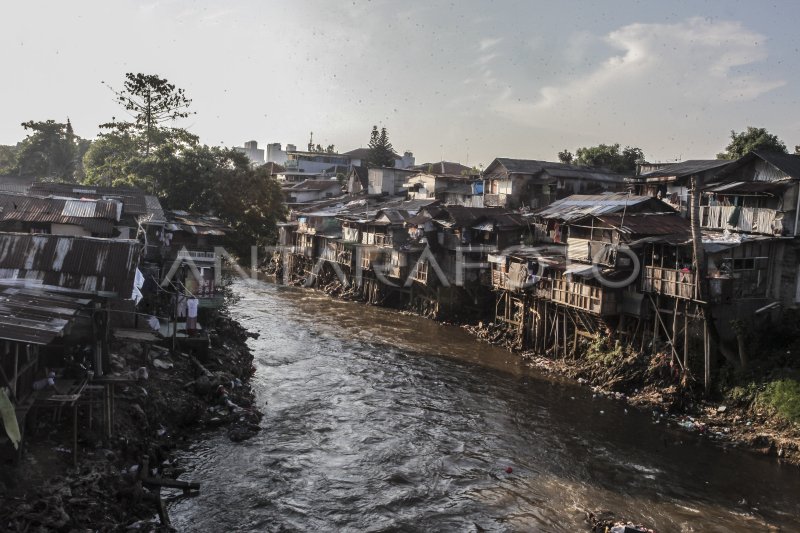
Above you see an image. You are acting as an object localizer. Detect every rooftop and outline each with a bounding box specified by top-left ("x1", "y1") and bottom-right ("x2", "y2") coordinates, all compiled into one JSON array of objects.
[
  {"x1": 533, "y1": 192, "x2": 674, "y2": 222},
  {"x1": 0, "y1": 233, "x2": 140, "y2": 297}
]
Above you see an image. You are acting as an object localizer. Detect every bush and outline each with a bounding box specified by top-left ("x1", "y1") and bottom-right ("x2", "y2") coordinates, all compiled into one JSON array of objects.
[{"x1": 757, "y1": 379, "x2": 800, "y2": 425}]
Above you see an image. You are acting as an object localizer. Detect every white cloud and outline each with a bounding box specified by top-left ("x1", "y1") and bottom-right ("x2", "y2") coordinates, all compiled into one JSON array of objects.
[
  {"x1": 493, "y1": 17, "x2": 786, "y2": 147},
  {"x1": 479, "y1": 37, "x2": 502, "y2": 51}
]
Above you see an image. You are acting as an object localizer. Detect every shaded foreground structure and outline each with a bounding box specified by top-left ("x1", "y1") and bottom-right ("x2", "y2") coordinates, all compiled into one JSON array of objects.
[{"x1": 0, "y1": 181, "x2": 261, "y2": 529}]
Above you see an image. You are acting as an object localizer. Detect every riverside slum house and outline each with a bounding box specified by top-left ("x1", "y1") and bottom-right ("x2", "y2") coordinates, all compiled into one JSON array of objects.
[
  {"x1": 278, "y1": 197, "x2": 532, "y2": 321},
  {"x1": 0, "y1": 231, "x2": 142, "y2": 464},
  {"x1": 24, "y1": 182, "x2": 167, "y2": 327},
  {"x1": 401, "y1": 205, "x2": 529, "y2": 319},
  {"x1": 636, "y1": 151, "x2": 800, "y2": 389},
  {"x1": 277, "y1": 196, "x2": 439, "y2": 302},
  {"x1": 634, "y1": 159, "x2": 733, "y2": 216},
  {"x1": 403, "y1": 165, "x2": 484, "y2": 207},
  {"x1": 481, "y1": 158, "x2": 629, "y2": 209},
  {"x1": 485, "y1": 192, "x2": 682, "y2": 351},
  {"x1": 152, "y1": 210, "x2": 234, "y2": 312},
  {"x1": 0, "y1": 191, "x2": 122, "y2": 237}
]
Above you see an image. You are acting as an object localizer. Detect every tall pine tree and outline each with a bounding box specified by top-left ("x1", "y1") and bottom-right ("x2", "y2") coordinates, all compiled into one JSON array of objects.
[{"x1": 366, "y1": 125, "x2": 395, "y2": 168}]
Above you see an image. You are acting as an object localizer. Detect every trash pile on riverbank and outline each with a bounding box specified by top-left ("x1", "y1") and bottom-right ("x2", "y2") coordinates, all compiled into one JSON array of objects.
[{"x1": 0, "y1": 311, "x2": 260, "y2": 531}]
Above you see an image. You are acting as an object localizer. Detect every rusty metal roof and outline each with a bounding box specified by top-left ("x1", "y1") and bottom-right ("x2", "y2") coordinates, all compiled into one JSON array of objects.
[
  {"x1": 0, "y1": 233, "x2": 140, "y2": 297},
  {"x1": 593, "y1": 213, "x2": 692, "y2": 238},
  {"x1": 0, "y1": 286, "x2": 92, "y2": 345},
  {"x1": 0, "y1": 193, "x2": 120, "y2": 235},
  {"x1": 28, "y1": 183, "x2": 152, "y2": 217}
]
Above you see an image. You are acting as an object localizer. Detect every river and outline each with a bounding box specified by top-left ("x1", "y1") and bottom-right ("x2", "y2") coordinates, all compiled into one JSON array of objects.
[{"x1": 168, "y1": 281, "x2": 800, "y2": 532}]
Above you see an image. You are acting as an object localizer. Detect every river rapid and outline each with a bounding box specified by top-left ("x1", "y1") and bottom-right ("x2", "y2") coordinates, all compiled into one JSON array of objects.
[{"x1": 168, "y1": 281, "x2": 800, "y2": 532}]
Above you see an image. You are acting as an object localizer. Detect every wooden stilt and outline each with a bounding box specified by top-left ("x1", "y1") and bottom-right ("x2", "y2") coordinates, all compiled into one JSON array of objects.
[
  {"x1": 704, "y1": 317, "x2": 711, "y2": 395},
  {"x1": 683, "y1": 301, "x2": 689, "y2": 370},
  {"x1": 73, "y1": 403, "x2": 78, "y2": 468}
]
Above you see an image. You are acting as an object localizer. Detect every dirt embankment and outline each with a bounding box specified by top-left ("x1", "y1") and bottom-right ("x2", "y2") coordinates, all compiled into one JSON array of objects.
[
  {"x1": 0, "y1": 311, "x2": 261, "y2": 532},
  {"x1": 465, "y1": 321, "x2": 800, "y2": 467}
]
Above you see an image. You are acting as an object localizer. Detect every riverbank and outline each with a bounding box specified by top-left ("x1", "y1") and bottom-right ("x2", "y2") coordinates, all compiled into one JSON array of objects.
[
  {"x1": 465, "y1": 320, "x2": 800, "y2": 466},
  {"x1": 0, "y1": 308, "x2": 261, "y2": 532}
]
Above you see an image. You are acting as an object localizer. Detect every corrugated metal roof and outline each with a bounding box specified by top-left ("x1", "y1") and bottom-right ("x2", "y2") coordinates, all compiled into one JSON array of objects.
[
  {"x1": 752, "y1": 151, "x2": 800, "y2": 179},
  {"x1": 0, "y1": 193, "x2": 119, "y2": 234},
  {"x1": 533, "y1": 193, "x2": 673, "y2": 222},
  {"x1": 28, "y1": 183, "x2": 149, "y2": 217},
  {"x1": 0, "y1": 233, "x2": 140, "y2": 296},
  {"x1": 638, "y1": 160, "x2": 732, "y2": 181},
  {"x1": 593, "y1": 213, "x2": 691, "y2": 238},
  {"x1": 144, "y1": 195, "x2": 166, "y2": 224},
  {"x1": 0, "y1": 286, "x2": 91, "y2": 345},
  {"x1": 706, "y1": 181, "x2": 790, "y2": 194}
]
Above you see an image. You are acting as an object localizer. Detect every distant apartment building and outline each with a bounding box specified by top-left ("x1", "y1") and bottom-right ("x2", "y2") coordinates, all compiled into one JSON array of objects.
[
  {"x1": 235, "y1": 140, "x2": 265, "y2": 166},
  {"x1": 267, "y1": 142, "x2": 296, "y2": 165}
]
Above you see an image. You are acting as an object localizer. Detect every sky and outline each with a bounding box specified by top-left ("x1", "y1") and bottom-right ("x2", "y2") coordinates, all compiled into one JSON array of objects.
[{"x1": 3, "y1": 0, "x2": 800, "y2": 167}]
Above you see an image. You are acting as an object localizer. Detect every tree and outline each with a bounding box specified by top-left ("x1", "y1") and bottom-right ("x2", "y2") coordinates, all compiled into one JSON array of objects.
[
  {"x1": 366, "y1": 126, "x2": 395, "y2": 168},
  {"x1": 86, "y1": 73, "x2": 198, "y2": 192},
  {"x1": 716, "y1": 127, "x2": 788, "y2": 159},
  {"x1": 102, "y1": 73, "x2": 195, "y2": 156},
  {"x1": 573, "y1": 143, "x2": 644, "y2": 174},
  {"x1": 558, "y1": 149, "x2": 573, "y2": 164},
  {"x1": 0, "y1": 145, "x2": 17, "y2": 175},
  {"x1": 14, "y1": 119, "x2": 89, "y2": 181},
  {"x1": 85, "y1": 73, "x2": 286, "y2": 255}
]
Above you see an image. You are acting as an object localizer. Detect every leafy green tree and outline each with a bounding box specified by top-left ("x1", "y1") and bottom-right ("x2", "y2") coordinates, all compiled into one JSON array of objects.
[
  {"x1": 0, "y1": 145, "x2": 17, "y2": 175},
  {"x1": 573, "y1": 143, "x2": 643, "y2": 174},
  {"x1": 102, "y1": 73, "x2": 195, "y2": 156},
  {"x1": 160, "y1": 145, "x2": 286, "y2": 255},
  {"x1": 13, "y1": 119, "x2": 89, "y2": 181},
  {"x1": 86, "y1": 73, "x2": 197, "y2": 192},
  {"x1": 558, "y1": 149, "x2": 573, "y2": 164},
  {"x1": 85, "y1": 73, "x2": 286, "y2": 253},
  {"x1": 716, "y1": 127, "x2": 788, "y2": 159},
  {"x1": 366, "y1": 125, "x2": 395, "y2": 168}
]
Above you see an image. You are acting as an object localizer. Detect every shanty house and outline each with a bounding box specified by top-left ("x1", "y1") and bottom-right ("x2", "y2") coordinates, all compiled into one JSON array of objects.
[
  {"x1": 368, "y1": 167, "x2": 418, "y2": 196},
  {"x1": 482, "y1": 158, "x2": 628, "y2": 209},
  {"x1": 531, "y1": 192, "x2": 676, "y2": 245},
  {"x1": 0, "y1": 192, "x2": 121, "y2": 237},
  {"x1": 27, "y1": 183, "x2": 166, "y2": 240},
  {"x1": 284, "y1": 179, "x2": 342, "y2": 204},
  {"x1": 635, "y1": 159, "x2": 731, "y2": 216}
]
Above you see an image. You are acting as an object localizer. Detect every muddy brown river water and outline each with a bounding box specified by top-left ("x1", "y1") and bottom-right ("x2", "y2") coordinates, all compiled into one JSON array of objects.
[{"x1": 168, "y1": 281, "x2": 800, "y2": 532}]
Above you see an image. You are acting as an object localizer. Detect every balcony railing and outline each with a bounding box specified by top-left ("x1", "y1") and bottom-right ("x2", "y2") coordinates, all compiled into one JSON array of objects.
[
  {"x1": 700, "y1": 205, "x2": 780, "y2": 235},
  {"x1": 361, "y1": 233, "x2": 392, "y2": 246},
  {"x1": 176, "y1": 249, "x2": 217, "y2": 262},
  {"x1": 551, "y1": 278, "x2": 617, "y2": 315},
  {"x1": 642, "y1": 266, "x2": 696, "y2": 299}
]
